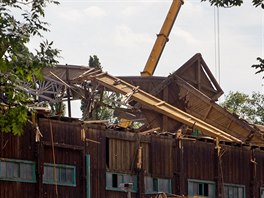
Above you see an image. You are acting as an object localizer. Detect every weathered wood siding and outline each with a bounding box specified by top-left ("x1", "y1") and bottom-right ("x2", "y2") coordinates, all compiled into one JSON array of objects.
[
  {"x1": 0, "y1": 126, "x2": 36, "y2": 160},
  {"x1": 1, "y1": 118, "x2": 264, "y2": 198},
  {"x1": 183, "y1": 140, "x2": 215, "y2": 181},
  {"x1": 0, "y1": 182, "x2": 36, "y2": 198},
  {"x1": 86, "y1": 127, "x2": 106, "y2": 198},
  {"x1": 221, "y1": 145, "x2": 250, "y2": 183},
  {"x1": 0, "y1": 123, "x2": 37, "y2": 198},
  {"x1": 255, "y1": 149, "x2": 264, "y2": 197},
  {"x1": 108, "y1": 139, "x2": 136, "y2": 172},
  {"x1": 151, "y1": 136, "x2": 173, "y2": 178}
]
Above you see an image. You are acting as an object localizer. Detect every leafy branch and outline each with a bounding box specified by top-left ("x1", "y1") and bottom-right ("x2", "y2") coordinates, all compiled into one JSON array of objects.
[
  {"x1": 252, "y1": 57, "x2": 264, "y2": 78},
  {"x1": 0, "y1": 0, "x2": 60, "y2": 135}
]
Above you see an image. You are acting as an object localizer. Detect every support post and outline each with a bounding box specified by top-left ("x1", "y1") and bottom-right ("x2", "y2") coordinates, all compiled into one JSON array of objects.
[
  {"x1": 36, "y1": 141, "x2": 44, "y2": 198},
  {"x1": 137, "y1": 169, "x2": 145, "y2": 198},
  {"x1": 214, "y1": 138, "x2": 223, "y2": 198},
  {"x1": 66, "y1": 67, "x2": 71, "y2": 117},
  {"x1": 179, "y1": 139, "x2": 185, "y2": 196},
  {"x1": 250, "y1": 149, "x2": 257, "y2": 198}
]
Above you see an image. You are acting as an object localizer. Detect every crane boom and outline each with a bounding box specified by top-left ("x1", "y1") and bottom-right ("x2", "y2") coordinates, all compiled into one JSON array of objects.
[{"x1": 140, "y1": 0, "x2": 184, "y2": 76}]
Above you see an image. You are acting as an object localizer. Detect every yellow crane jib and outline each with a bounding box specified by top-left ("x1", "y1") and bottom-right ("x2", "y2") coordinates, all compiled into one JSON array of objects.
[{"x1": 140, "y1": 0, "x2": 184, "y2": 76}]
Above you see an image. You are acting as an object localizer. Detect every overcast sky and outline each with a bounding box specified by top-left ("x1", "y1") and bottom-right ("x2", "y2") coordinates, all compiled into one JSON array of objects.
[{"x1": 29, "y1": 0, "x2": 263, "y2": 116}]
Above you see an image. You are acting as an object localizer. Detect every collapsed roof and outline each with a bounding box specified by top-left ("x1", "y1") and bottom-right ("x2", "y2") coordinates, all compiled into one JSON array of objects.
[{"x1": 25, "y1": 53, "x2": 264, "y2": 146}]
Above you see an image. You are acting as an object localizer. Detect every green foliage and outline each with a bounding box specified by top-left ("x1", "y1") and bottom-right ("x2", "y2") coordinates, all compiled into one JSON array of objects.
[
  {"x1": 0, "y1": 105, "x2": 28, "y2": 135},
  {"x1": 0, "y1": 0, "x2": 60, "y2": 135},
  {"x1": 90, "y1": 92, "x2": 121, "y2": 122},
  {"x1": 221, "y1": 91, "x2": 264, "y2": 124},
  {"x1": 81, "y1": 55, "x2": 102, "y2": 120},
  {"x1": 81, "y1": 55, "x2": 122, "y2": 121},
  {"x1": 89, "y1": 55, "x2": 102, "y2": 70},
  {"x1": 201, "y1": 0, "x2": 264, "y2": 8},
  {"x1": 252, "y1": 57, "x2": 264, "y2": 78}
]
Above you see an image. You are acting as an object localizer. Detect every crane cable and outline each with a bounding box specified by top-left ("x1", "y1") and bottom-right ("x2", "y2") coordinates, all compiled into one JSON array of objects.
[
  {"x1": 49, "y1": 120, "x2": 59, "y2": 197},
  {"x1": 214, "y1": 6, "x2": 221, "y2": 85}
]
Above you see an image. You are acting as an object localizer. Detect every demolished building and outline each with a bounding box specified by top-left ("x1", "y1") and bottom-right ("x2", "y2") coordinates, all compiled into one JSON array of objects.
[{"x1": 1, "y1": 53, "x2": 264, "y2": 198}]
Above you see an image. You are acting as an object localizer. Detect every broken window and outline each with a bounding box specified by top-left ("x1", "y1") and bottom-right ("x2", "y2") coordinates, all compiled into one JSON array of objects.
[
  {"x1": 0, "y1": 158, "x2": 36, "y2": 183},
  {"x1": 224, "y1": 184, "x2": 245, "y2": 198},
  {"x1": 188, "y1": 179, "x2": 215, "y2": 197},
  {"x1": 106, "y1": 172, "x2": 137, "y2": 192},
  {"x1": 43, "y1": 163, "x2": 76, "y2": 187},
  {"x1": 144, "y1": 176, "x2": 172, "y2": 194}
]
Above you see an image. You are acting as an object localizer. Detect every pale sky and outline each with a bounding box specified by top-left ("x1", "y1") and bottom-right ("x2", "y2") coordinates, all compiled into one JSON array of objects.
[{"x1": 28, "y1": 0, "x2": 264, "y2": 117}]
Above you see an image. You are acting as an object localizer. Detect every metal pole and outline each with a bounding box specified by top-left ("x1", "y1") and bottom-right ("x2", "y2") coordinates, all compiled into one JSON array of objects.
[{"x1": 127, "y1": 191, "x2": 131, "y2": 198}]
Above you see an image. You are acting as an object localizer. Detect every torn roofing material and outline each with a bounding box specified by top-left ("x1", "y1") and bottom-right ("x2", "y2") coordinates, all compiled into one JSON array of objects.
[
  {"x1": 37, "y1": 57, "x2": 262, "y2": 146},
  {"x1": 73, "y1": 69, "x2": 241, "y2": 142}
]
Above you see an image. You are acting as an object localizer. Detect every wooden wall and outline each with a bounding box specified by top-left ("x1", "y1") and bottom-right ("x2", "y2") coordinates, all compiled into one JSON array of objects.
[{"x1": 1, "y1": 118, "x2": 264, "y2": 197}]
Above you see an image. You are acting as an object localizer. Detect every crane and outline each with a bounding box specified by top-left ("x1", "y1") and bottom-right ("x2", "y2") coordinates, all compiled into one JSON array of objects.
[
  {"x1": 119, "y1": 0, "x2": 184, "y2": 128},
  {"x1": 140, "y1": 0, "x2": 184, "y2": 76}
]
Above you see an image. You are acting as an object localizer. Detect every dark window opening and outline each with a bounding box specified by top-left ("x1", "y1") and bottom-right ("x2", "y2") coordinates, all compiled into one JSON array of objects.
[
  {"x1": 106, "y1": 137, "x2": 109, "y2": 168},
  {"x1": 188, "y1": 180, "x2": 215, "y2": 198},
  {"x1": 153, "y1": 178, "x2": 158, "y2": 192},
  {"x1": 204, "y1": 183, "x2": 209, "y2": 196},
  {"x1": 112, "y1": 173, "x2": 118, "y2": 188},
  {"x1": 198, "y1": 183, "x2": 203, "y2": 195}
]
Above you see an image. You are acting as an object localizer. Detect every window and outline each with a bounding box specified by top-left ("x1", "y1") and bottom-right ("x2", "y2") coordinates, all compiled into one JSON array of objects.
[
  {"x1": 145, "y1": 176, "x2": 172, "y2": 194},
  {"x1": 106, "y1": 172, "x2": 137, "y2": 192},
  {"x1": 260, "y1": 187, "x2": 264, "y2": 198},
  {"x1": 224, "y1": 184, "x2": 245, "y2": 198},
  {"x1": 0, "y1": 158, "x2": 36, "y2": 183},
  {"x1": 43, "y1": 163, "x2": 76, "y2": 187},
  {"x1": 188, "y1": 179, "x2": 215, "y2": 198}
]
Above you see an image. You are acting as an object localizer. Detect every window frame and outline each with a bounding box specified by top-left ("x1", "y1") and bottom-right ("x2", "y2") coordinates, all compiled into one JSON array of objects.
[
  {"x1": 43, "y1": 163, "x2": 76, "y2": 187},
  {"x1": 0, "y1": 158, "x2": 36, "y2": 183},
  {"x1": 188, "y1": 179, "x2": 216, "y2": 198},
  {"x1": 106, "y1": 172, "x2": 138, "y2": 193},
  {"x1": 224, "y1": 183, "x2": 246, "y2": 198},
  {"x1": 144, "y1": 176, "x2": 172, "y2": 194}
]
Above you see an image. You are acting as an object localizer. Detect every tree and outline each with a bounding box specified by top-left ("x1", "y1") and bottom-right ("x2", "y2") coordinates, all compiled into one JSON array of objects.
[
  {"x1": 81, "y1": 55, "x2": 102, "y2": 120},
  {"x1": 88, "y1": 55, "x2": 102, "y2": 70},
  {"x1": 252, "y1": 57, "x2": 264, "y2": 78},
  {"x1": 201, "y1": 0, "x2": 264, "y2": 8},
  {"x1": 81, "y1": 55, "x2": 121, "y2": 122},
  {"x1": 0, "y1": 0, "x2": 60, "y2": 135},
  {"x1": 221, "y1": 91, "x2": 264, "y2": 124}
]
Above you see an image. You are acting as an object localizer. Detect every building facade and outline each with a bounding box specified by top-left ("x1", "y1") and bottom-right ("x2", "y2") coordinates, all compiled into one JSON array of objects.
[{"x1": 1, "y1": 117, "x2": 264, "y2": 198}]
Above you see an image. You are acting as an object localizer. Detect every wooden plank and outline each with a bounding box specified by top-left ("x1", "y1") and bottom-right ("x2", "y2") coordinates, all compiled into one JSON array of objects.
[
  {"x1": 163, "y1": 87, "x2": 169, "y2": 131},
  {"x1": 197, "y1": 57, "x2": 201, "y2": 90},
  {"x1": 43, "y1": 141, "x2": 84, "y2": 150},
  {"x1": 93, "y1": 72, "x2": 241, "y2": 142}
]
